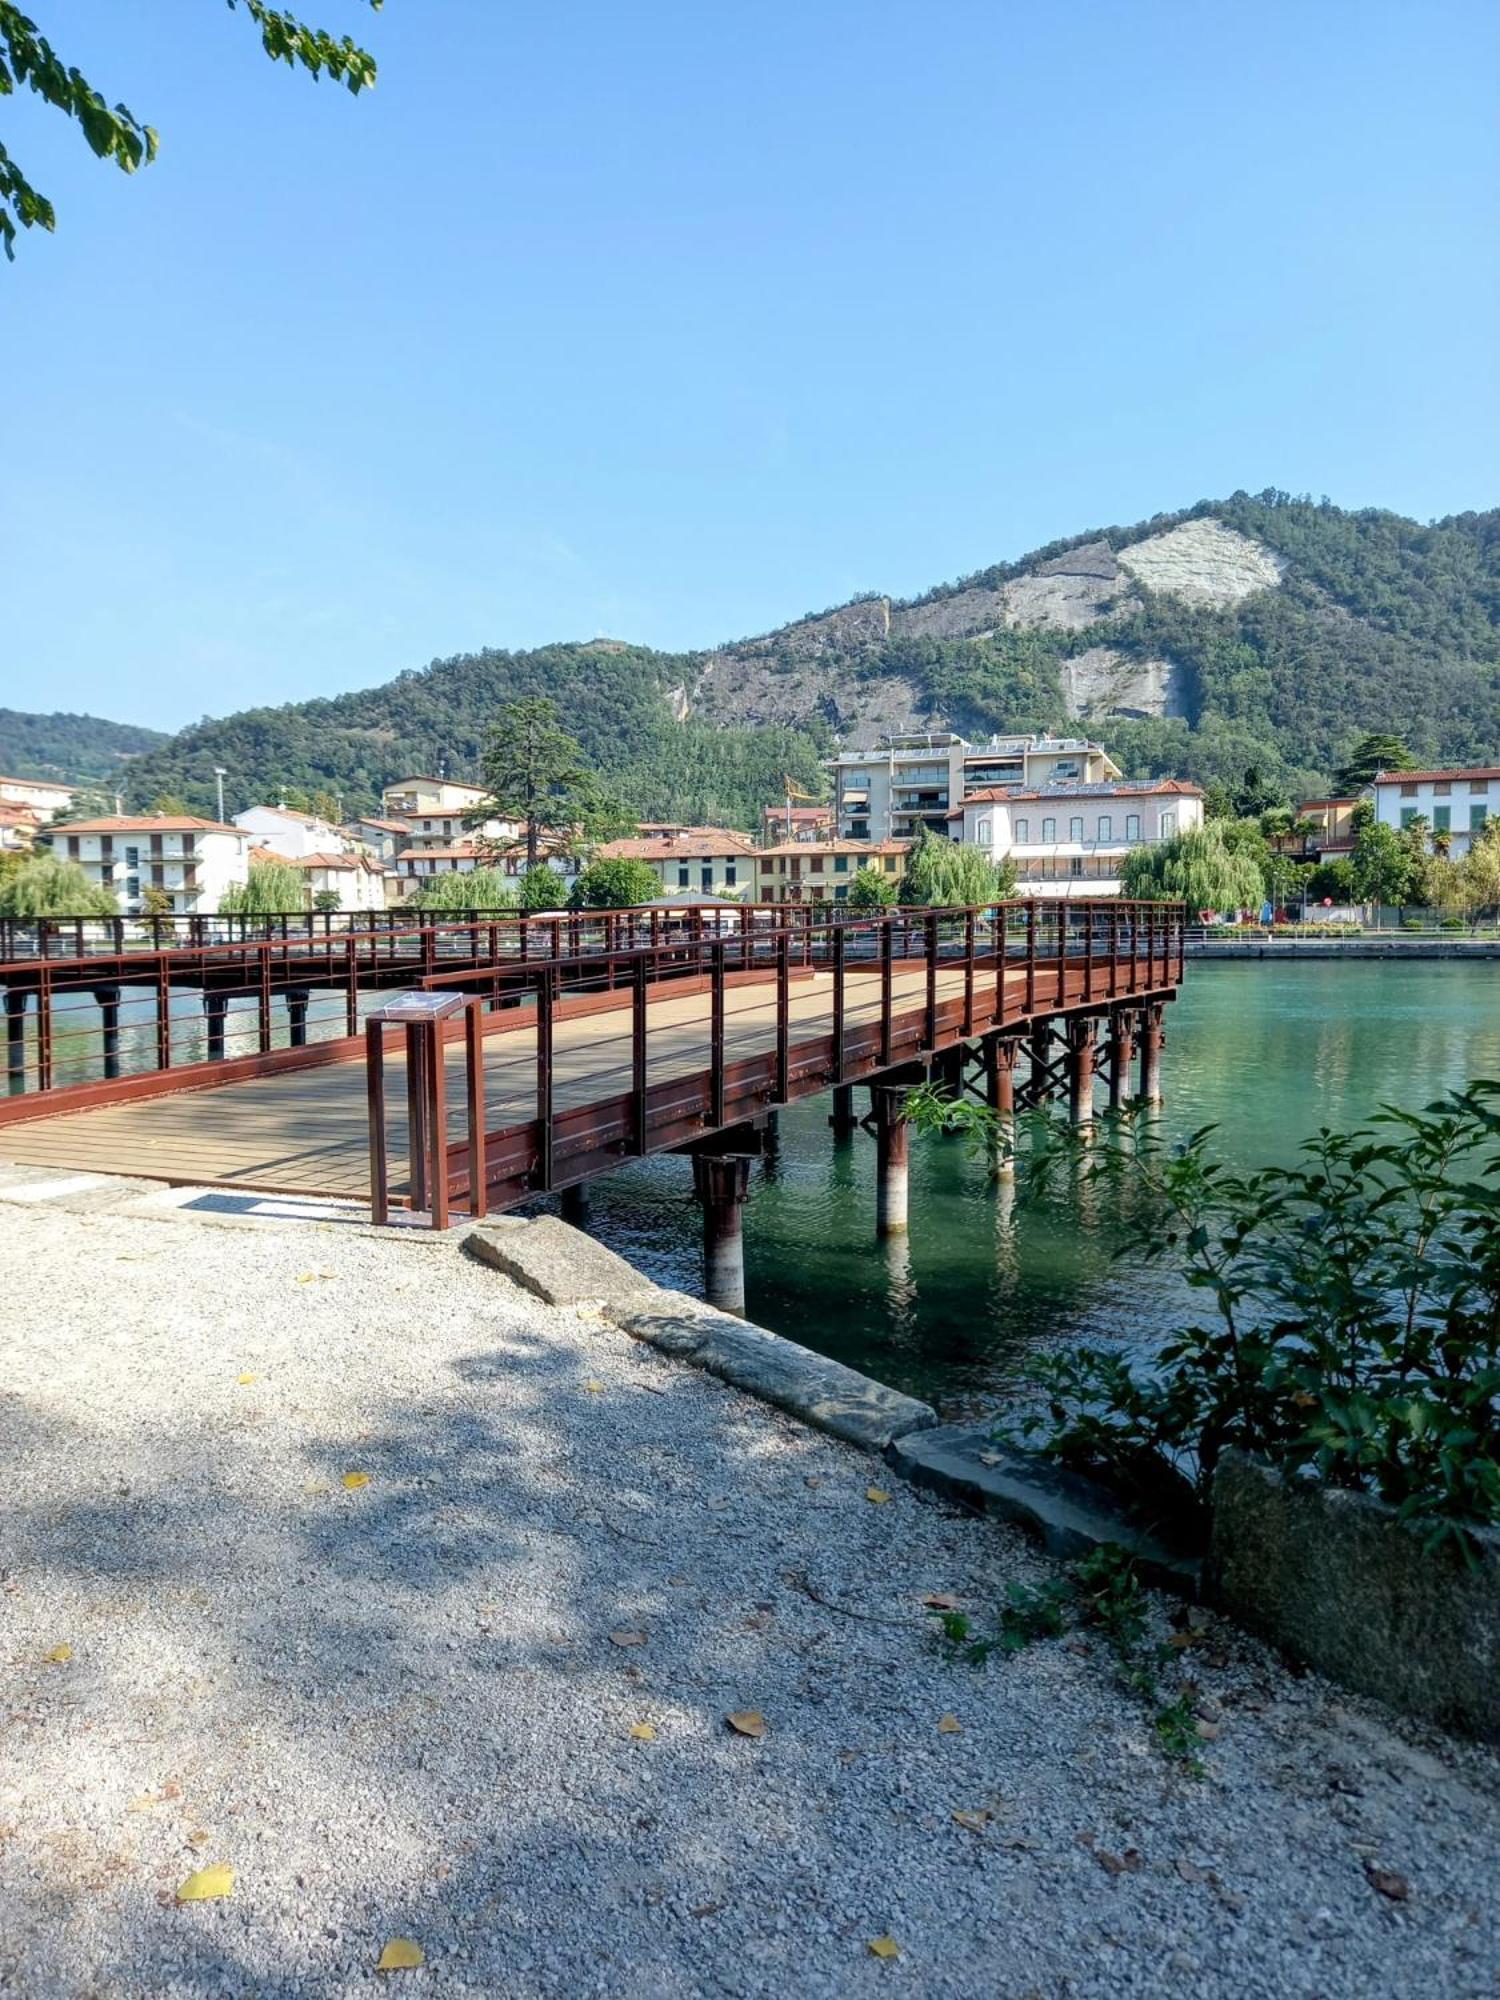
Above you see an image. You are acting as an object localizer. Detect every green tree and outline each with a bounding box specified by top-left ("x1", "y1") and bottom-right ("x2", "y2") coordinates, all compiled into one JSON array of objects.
[
  {"x1": 146, "y1": 793, "x2": 190, "y2": 816},
  {"x1": 1334, "y1": 733, "x2": 1417, "y2": 794},
  {"x1": 568, "y1": 857, "x2": 661, "y2": 910},
  {"x1": 1120, "y1": 823, "x2": 1265, "y2": 914},
  {"x1": 846, "y1": 865, "x2": 898, "y2": 909},
  {"x1": 1453, "y1": 824, "x2": 1500, "y2": 932},
  {"x1": 310, "y1": 888, "x2": 342, "y2": 914},
  {"x1": 0, "y1": 853, "x2": 116, "y2": 916},
  {"x1": 140, "y1": 885, "x2": 174, "y2": 916},
  {"x1": 1349, "y1": 817, "x2": 1411, "y2": 910},
  {"x1": 1305, "y1": 857, "x2": 1356, "y2": 904},
  {"x1": 1231, "y1": 764, "x2": 1283, "y2": 819},
  {"x1": 0, "y1": 0, "x2": 380, "y2": 259},
  {"x1": 407, "y1": 868, "x2": 516, "y2": 913},
  {"x1": 475, "y1": 697, "x2": 599, "y2": 869},
  {"x1": 516, "y1": 864, "x2": 566, "y2": 911},
  {"x1": 902, "y1": 832, "x2": 1015, "y2": 907},
  {"x1": 219, "y1": 859, "x2": 306, "y2": 914}
]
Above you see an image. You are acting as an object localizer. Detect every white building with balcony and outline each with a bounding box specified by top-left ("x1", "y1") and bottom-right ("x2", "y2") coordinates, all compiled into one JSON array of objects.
[
  {"x1": 1372, "y1": 765, "x2": 1497, "y2": 858},
  {"x1": 0, "y1": 776, "x2": 76, "y2": 823},
  {"x1": 233, "y1": 804, "x2": 351, "y2": 860},
  {"x1": 42, "y1": 815, "x2": 251, "y2": 915},
  {"x1": 948, "y1": 780, "x2": 1204, "y2": 897},
  {"x1": 828, "y1": 732, "x2": 1121, "y2": 843}
]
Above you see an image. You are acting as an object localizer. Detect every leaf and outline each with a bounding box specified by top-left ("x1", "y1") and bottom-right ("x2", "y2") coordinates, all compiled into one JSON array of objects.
[
  {"x1": 187, "y1": 1829, "x2": 210, "y2": 1848},
  {"x1": 176, "y1": 1863, "x2": 234, "y2": 1903},
  {"x1": 583, "y1": 1379, "x2": 606, "y2": 1394},
  {"x1": 951, "y1": 1808, "x2": 992, "y2": 1833},
  {"x1": 936, "y1": 1713, "x2": 962, "y2": 1734},
  {"x1": 236, "y1": 1372, "x2": 256, "y2": 1386},
  {"x1": 628, "y1": 1722, "x2": 656, "y2": 1741},
  {"x1": 1365, "y1": 1864, "x2": 1410, "y2": 1901},
  {"x1": 1175, "y1": 1858, "x2": 1211, "y2": 1883},
  {"x1": 341, "y1": 1471, "x2": 371, "y2": 1490},
  {"x1": 609, "y1": 1628, "x2": 647, "y2": 1648},
  {"x1": 295, "y1": 1272, "x2": 318, "y2": 1285},
  {"x1": 44, "y1": 1643, "x2": 72, "y2": 1664},
  {"x1": 376, "y1": 1937, "x2": 425, "y2": 1971},
  {"x1": 921, "y1": 1593, "x2": 960, "y2": 1611},
  {"x1": 865, "y1": 1486, "x2": 891, "y2": 1505},
  {"x1": 867, "y1": 1935, "x2": 902, "y2": 1959},
  {"x1": 725, "y1": 1709, "x2": 766, "y2": 1738}
]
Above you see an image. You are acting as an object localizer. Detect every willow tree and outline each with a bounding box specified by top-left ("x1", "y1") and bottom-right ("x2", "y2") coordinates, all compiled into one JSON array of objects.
[
  {"x1": 902, "y1": 832, "x2": 1016, "y2": 908},
  {"x1": 0, "y1": 853, "x2": 116, "y2": 916},
  {"x1": 219, "y1": 860, "x2": 306, "y2": 915},
  {"x1": 1120, "y1": 824, "x2": 1264, "y2": 914},
  {"x1": 407, "y1": 868, "x2": 516, "y2": 913}
]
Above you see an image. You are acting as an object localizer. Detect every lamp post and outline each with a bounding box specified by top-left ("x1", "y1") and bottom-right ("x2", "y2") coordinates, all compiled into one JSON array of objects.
[{"x1": 214, "y1": 767, "x2": 227, "y2": 825}]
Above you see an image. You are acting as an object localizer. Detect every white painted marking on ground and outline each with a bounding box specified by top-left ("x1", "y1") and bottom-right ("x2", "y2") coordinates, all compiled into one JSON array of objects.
[{"x1": 0, "y1": 1175, "x2": 110, "y2": 1203}]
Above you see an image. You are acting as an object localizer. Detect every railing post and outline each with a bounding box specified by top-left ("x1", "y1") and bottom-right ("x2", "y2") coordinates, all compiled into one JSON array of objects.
[
  {"x1": 880, "y1": 915, "x2": 894, "y2": 1066},
  {"x1": 923, "y1": 909, "x2": 938, "y2": 1051},
  {"x1": 156, "y1": 958, "x2": 172, "y2": 1072},
  {"x1": 963, "y1": 908, "x2": 975, "y2": 1036},
  {"x1": 366, "y1": 1019, "x2": 389, "y2": 1226},
  {"x1": 258, "y1": 946, "x2": 273, "y2": 1055},
  {"x1": 631, "y1": 955, "x2": 648, "y2": 1153},
  {"x1": 345, "y1": 936, "x2": 359, "y2": 1037},
  {"x1": 465, "y1": 996, "x2": 487, "y2": 1219},
  {"x1": 1055, "y1": 902, "x2": 1067, "y2": 1006},
  {"x1": 1084, "y1": 901, "x2": 1095, "y2": 1003},
  {"x1": 832, "y1": 922, "x2": 846, "y2": 1081},
  {"x1": 1026, "y1": 900, "x2": 1037, "y2": 1015},
  {"x1": 710, "y1": 938, "x2": 726, "y2": 1127},
  {"x1": 535, "y1": 967, "x2": 554, "y2": 1193},
  {"x1": 775, "y1": 929, "x2": 790, "y2": 1102},
  {"x1": 426, "y1": 1016, "x2": 450, "y2": 1230}
]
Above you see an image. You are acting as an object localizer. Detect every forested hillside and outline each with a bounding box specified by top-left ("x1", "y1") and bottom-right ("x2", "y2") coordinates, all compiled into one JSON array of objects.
[
  {"x1": 0, "y1": 709, "x2": 166, "y2": 785},
  {"x1": 108, "y1": 492, "x2": 1500, "y2": 824}
]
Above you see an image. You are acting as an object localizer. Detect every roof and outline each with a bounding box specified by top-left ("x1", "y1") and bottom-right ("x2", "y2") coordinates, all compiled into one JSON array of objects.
[
  {"x1": 951, "y1": 779, "x2": 1202, "y2": 810},
  {"x1": 0, "y1": 775, "x2": 74, "y2": 794},
  {"x1": 761, "y1": 803, "x2": 832, "y2": 820},
  {"x1": 383, "y1": 775, "x2": 486, "y2": 795},
  {"x1": 349, "y1": 816, "x2": 412, "y2": 833},
  {"x1": 596, "y1": 832, "x2": 757, "y2": 862},
  {"x1": 236, "y1": 804, "x2": 338, "y2": 827},
  {"x1": 395, "y1": 844, "x2": 484, "y2": 864},
  {"x1": 1373, "y1": 766, "x2": 1500, "y2": 786},
  {"x1": 757, "y1": 838, "x2": 910, "y2": 859},
  {"x1": 1296, "y1": 797, "x2": 1361, "y2": 811},
  {"x1": 45, "y1": 815, "x2": 243, "y2": 835}
]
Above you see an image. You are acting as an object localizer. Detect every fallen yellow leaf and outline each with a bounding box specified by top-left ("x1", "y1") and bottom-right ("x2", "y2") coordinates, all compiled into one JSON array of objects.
[
  {"x1": 628, "y1": 1722, "x2": 657, "y2": 1741},
  {"x1": 44, "y1": 1643, "x2": 72, "y2": 1665},
  {"x1": 376, "y1": 1938, "x2": 424, "y2": 1972},
  {"x1": 236, "y1": 1372, "x2": 256, "y2": 1386},
  {"x1": 921, "y1": 1592, "x2": 960, "y2": 1611},
  {"x1": 176, "y1": 1863, "x2": 234, "y2": 1903},
  {"x1": 868, "y1": 1935, "x2": 902, "y2": 1959},
  {"x1": 936, "y1": 1713, "x2": 962, "y2": 1734},
  {"x1": 726, "y1": 1709, "x2": 766, "y2": 1738},
  {"x1": 865, "y1": 1486, "x2": 891, "y2": 1505},
  {"x1": 187, "y1": 1829, "x2": 210, "y2": 1848},
  {"x1": 952, "y1": 1808, "x2": 992, "y2": 1833},
  {"x1": 341, "y1": 1471, "x2": 371, "y2": 1490},
  {"x1": 295, "y1": 1273, "x2": 318, "y2": 1285},
  {"x1": 583, "y1": 1379, "x2": 606, "y2": 1394}
]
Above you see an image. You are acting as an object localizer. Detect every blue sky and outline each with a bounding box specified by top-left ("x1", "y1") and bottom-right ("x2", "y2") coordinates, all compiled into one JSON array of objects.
[{"x1": 4, "y1": 0, "x2": 1497, "y2": 731}]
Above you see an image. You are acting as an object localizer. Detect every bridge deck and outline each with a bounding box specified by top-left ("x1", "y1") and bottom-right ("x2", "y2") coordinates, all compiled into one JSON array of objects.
[{"x1": 0, "y1": 962, "x2": 990, "y2": 1199}]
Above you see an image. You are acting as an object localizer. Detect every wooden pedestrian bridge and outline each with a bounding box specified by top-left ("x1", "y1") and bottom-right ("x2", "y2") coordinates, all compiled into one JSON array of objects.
[{"x1": 0, "y1": 900, "x2": 1184, "y2": 1296}]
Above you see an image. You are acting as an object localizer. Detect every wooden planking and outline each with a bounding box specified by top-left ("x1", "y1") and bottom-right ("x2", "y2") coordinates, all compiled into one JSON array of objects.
[{"x1": 0, "y1": 960, "x2": 1134, "y2": 1198}]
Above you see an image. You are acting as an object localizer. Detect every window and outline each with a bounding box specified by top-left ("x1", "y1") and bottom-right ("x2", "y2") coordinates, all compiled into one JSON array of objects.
[
  {"x1": 1014, "y1": 817, "x2": 1029, "y2": 842},
  {"x1": 1434, "y1": 805, "x2": 1452, "y2": 833},
  {"x1": 1041, "y1": 816, "x2": 1056, "y2": 843},
  {"x1": 1472, "y1": 779, "x2": 1490, "y2": 795},
  {"x1": 1125, "y1": 815, "x2": 1141, "y2": 842},
  {"x1": 1070, "y1": 856, "x2": 1084, "y2": 877},
  {"x1": 975, "y1": 818, "x2": 991, "y2": 844},
  {"x1": 834, "y1": 884, "x2": 848, "y2": 900},
  {"x1": 1069, "y1": 817, "x2": 1084, "y2": 843},
  {"x1": 1434, "y1": 781, "x2": 1451, "y2": 796},
  {"x1": 1097, "y1": 814, "x2": 1112, "y2": 841},
  {"x1": 701, "y1": 867, "x2": 713, "y2": 893},
  {"x1": 1399, "y1": 783, "x2": 1418, "y2": 798},
  {"x1": 725, "y1": 863, "x2": 737, "y2": 887},
  {"x1": 677, "y1": 864, "x2": 689, "y2": 887},
  {"x1": 1471, "y1": 804, "x2": 1488, "y2": 833},
  {"x1": 1400, "y1": 806, "x2": 1418, "y2": 829},
  {"x1": 67, "y1": 835, "x2": 79, "y2": 858},
  {"x1": 884, "y1": 856, "x2": 898, "y2": 872},
  {"x1": 834, "y1": 854, "x2": 849, "y2": 873},
  {"x1": 1161, "y1": 811, "x2": 1177, "y2": 838},
  {"x1": 125, "y1": 845, "x2": 139, "y2": 868}
]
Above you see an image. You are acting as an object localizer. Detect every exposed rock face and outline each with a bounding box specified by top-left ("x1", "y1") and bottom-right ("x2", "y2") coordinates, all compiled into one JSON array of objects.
[
  {"x1": 1117, "y1": 518, "x2": 1286, "y2": 607},
  {"x1": 1000, "y1": 541, "x2": 1137, "y2": 632},
  {"x1": 1060, "y1": 646, "x2": 1189, "y2": 722},
  {"x1": 890, "y1": 586, "x2": 1010, "y2": 641}
]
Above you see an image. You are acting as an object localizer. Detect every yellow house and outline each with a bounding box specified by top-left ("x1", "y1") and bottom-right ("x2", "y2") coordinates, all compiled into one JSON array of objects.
[{"x1": 755, "y1": 839, "x2": 909, "y2": 904}]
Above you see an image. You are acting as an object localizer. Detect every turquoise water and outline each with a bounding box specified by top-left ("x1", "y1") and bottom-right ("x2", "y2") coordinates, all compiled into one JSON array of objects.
[{"x1": 575, "y1": 962, "x2": 1500, "y2": 1416}]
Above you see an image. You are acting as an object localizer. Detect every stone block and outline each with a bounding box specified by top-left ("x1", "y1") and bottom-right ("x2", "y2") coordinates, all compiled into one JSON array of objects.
[
  {"x1": 1210, "y1": 1451, "x2": 1500, "y2": 1741},
  {"x1": 462, "y1": 1216, "x2": 657, "y2": 1310}
]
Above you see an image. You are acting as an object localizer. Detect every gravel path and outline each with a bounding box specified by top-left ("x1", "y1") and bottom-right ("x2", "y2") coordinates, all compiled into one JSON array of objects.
[{"x1": 2, "y1": 1188, "x2": 1498, "y2": 1998}]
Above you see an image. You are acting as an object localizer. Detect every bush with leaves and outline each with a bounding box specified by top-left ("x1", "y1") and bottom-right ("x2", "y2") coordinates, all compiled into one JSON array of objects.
[
  {"x1": 1011, "y1": 1085, "x2": 1500, "y2": 1558},
  {"x1": 902, "y1": 831, "x2": 1015, "y2": 907},
  {"x1": 0, "y1": 853, "x2": 116, "y2": 917},
  {"x1": 568, "y1": 857, "x2": 661, "y2": 910},
  {"x1": 845, "y1": 864, "x2": 898, "y2": 909},
  {"x1": 219, "y1": 860, "x2": 306, "y2": 915},
  {"x1": 406, "y1": 868, "x2": 516, "y2": 913}
]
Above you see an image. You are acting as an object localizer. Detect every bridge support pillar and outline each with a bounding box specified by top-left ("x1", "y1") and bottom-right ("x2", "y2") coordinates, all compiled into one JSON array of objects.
[
  {"x1": 829, "y1": 1084, "x2": 857, "y2": 1140},
  {"x1": 983, "y1": 1033, "x2": 1019, "y2": 1175},
  {"x1": 1107, "y1": 1008, "x2": 1135, "y2": 1113},
  {"x1": 4, "y1": 990, "x2": 26, "y2": 1095},
  {"x1": 287, "y1": 990, "x2": 310, "y2": 1049},
  {"x1": 870, "y1": 1082, "x2": 912, "y2": 1237},
  {"x1": 1065, "y1": 1018, "x2": 1096, "y2": 1133},
  {"x1": 204, "y1": 991, "x2": 229, "y2": 1064},
  {"x1": 694, "y1": 1152, "x2": 752, "y2": 1315},
  {"x1": 1139, "y1": 1004, "x2": 1165, "y2": 1106},
  {"x1": 1028, "y1": 1021, "x2": 1055, "y2": 1101},
  {"x1": 92, "y1": 985, "x2": 122, "y2": 1080},
  {"x1": 559, "y1": 1183, "x2": 590, "y2": 1228},
  {"x1": 929, "y1": 1044, "x2": 965, "y2": 1099}
]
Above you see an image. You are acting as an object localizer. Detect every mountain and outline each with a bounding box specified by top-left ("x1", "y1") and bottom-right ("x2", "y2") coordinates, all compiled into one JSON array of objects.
[
  {"x1": 118, "y1": 490, "x2": 1500, "y2": 826},
  {"x1": 0, "y1": 709, "x2": 168, "y2": 787}
]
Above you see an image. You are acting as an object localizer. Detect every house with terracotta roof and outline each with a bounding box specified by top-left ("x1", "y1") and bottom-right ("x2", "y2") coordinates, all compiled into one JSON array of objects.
[
  {"x1": 234, "y1": 804, "x2": 351, "y2": 861},
  {"x1": 293, "y1": 851, "x2": 387, "y2": 913},
  {"x1": 760, "y1": 802, "x2": 835, "y2": 844},
  {"x1": 0, "y1": 802, "x2": 43, "y2": 852},
  {"x1": 1372, "y1": 765, "x2": 1498, "y2": 858},
  {"x1": 593, "y1": 828, "x2": 757, "y2": 899},
  {"x1": 754, "y1": 839, "x2": 910, "y2": 904},
  {"x1": 0, "y1": 776, "x2": 75, "y2": 823},
  {"x1": 947, "y1": 779, "x2": 1204, "y2": 897},
  {"x1": 40, "y1": 815, "x2": 251, "y2": 915}
]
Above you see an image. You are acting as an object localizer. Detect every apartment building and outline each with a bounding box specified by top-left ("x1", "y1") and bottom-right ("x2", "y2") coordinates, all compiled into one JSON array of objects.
[
  {"x1": 828, "y1": 732, "x2": 1120, "y2": 842},
  {"x1": 381, "y1": 775, "x2": 490, "y2": 817},
  {"x1": 1372, "y1": 766, "x2": 1498, "y2": 858},
  {"x1": 593, "y1": 829, "x2": 757, "y2": 899},
  {"x1": 389, "y1": 841, "x2": 582, "y2": 899},
  {"x1": 344, "y1": 816, "x2": 412, "y2": 864},
  {"x1": 233, "y1": 804, "x2": 351, "y2": 860},
  {"x1": 0, "y1": 776, "x2": 75, "y2": 822},
  {"x1": 754, "y1": 839, "x2": 909, "y2": 904},
  {"x1": 1285, "y1": 797, "x2": 1362, "y2": 861},
  {"x1": 294, "y1": 851, "x2": 387, "y2": 913},
  {"x1": 949, "y1": 780, "x2": 1203, "y2": 897},
  {"x1": 41, "y1": 815, "x2": 251, "y2": 914}
]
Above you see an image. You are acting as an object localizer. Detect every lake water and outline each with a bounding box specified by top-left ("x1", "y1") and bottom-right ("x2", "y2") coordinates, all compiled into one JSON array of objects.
[{"x1": 573, "y1": 961, "x2": 1500, "y2": 1417}]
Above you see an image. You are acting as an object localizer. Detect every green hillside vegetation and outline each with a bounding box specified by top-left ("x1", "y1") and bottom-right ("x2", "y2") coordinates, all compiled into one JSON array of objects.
[
  {"x1": 0, "y1": 708, "x2": 167, "y2": 784},
  {"x1": 58, "y1": 491, "x2": 1500, "y2": 826}
]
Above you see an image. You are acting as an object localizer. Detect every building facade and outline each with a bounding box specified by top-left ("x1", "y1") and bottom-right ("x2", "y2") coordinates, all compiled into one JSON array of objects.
[
  {"x1": 592, "y1": 830, "x2": 757, "y2": 899},
  {"x1": 1372, "y1": 766, "x2": 1497, "y2": 858},
  {"x1": 949, "y1": 781, "x2": 1204, "y2": 897},
  {"x1": 760, "y1": 802, "x2": 835, "y2": 844},
  {"x1": 381, "y1": 776, "x2": 490, "y2": 818},
  {"x1": 754, "y1": 839, "x2": 909, "y2": 904},
  {"x1": 827, "y1": 732, "x2": 1121, "y2": 843},
  {"x1": 1286, "y1": 797, "x2": 1362, "y2": 861},
  {"x1": 0, "y1": 776, "x2": 75, "y2": 822},
  {"x1": 233, "y1": 805, "x2": 351, "y2": 860},
  {"x1": 42, "y1": 816, "x2": 251, "y2": 915}
]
